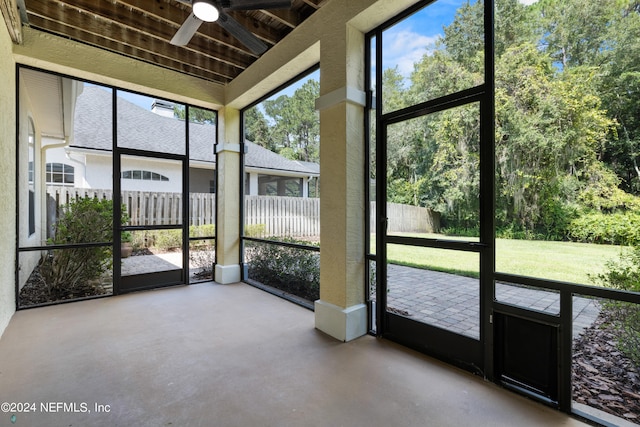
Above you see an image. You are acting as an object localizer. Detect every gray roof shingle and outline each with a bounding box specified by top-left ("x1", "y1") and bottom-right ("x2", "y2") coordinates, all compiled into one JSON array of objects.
[{"x1": 71, "y1": 86, "x2": 318, "y2": 176}]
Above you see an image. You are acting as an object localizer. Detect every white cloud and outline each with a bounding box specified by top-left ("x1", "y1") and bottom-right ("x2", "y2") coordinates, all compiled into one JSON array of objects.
[
  {"x1": 382, "y1": 27, "x2": 441, "y2": 78},
  {"x1": 518, "y1": 0, "x2": 538, "y2": 5}
]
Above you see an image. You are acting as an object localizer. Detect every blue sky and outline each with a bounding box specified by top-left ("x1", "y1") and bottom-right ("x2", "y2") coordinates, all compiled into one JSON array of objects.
[
  {"x1": 117, "y1": 90, "x2": 159, "y2": 110},
  {"x1": 380, "y1": 0, "x2": 464, "y2": 77},
  {"x1": 380, "y1": 0, "x2": 538, "y2": 79},
  {"x1": 84, "y1": 83, "x2": 160, "y2": 111}
]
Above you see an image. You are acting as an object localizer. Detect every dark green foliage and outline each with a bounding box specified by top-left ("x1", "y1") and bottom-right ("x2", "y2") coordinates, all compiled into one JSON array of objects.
[
  {"x1": 595, "y1": 246, "x2": 640, "y2": 367},
  {"x1": 246, "y1": 238, "x2": 320, "y2": 302},
  {"x1": 244, "y1": 224, "x2": 266, "y2": 238},
  {"x1": 244, "y1": 79, "x2": 320, "y2": 162},
  {"x1": 153, "y1": 229, "x2": 183, "y2": 250},
  {"x1": 381, "y1": 0, "x2": 640, "y2": 241},
  {"x1": 569, "y1": 212, "x2": 640, "y2": 246},
  {"x1": 189, "y1": 224, "x2": 215, "y2": 238},
  {"x1": 39, "y1": 197, "x2": 126, "y2": 296}
]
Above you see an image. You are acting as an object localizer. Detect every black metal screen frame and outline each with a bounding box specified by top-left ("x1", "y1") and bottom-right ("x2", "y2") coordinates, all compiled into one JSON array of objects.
[
  {"x1": 15, "y1": 64, "x2": 219, "y2": 308},
  {"x1": 365, "y1": 0, "x2": 495, "y2": 374}
]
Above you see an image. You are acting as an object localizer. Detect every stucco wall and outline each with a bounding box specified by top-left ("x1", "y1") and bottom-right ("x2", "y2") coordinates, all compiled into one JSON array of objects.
[
  {"x1": 13, "y1": 27, "x2": 224, "y2": 111},
  {"x1": 0, "y1": 22, "x2": 16, "y2": 337}
]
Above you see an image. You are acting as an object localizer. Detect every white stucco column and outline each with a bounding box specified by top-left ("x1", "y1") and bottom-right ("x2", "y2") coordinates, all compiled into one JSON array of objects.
[
  {"x1": 0, "y1": 21, "x2": 17, "y2": 338},
  {"x1": 314, "y1": 24, "x2": 367, "y2": 342},
  {"x1": 248, "y1": 172, "x2": 259, "y2": 196},
  {"x1": 215, "y1": 107, "x2": 242, "y2": 283},
  {"x1": 302, "y1": 177, "x2": 309, "y2": 198}
]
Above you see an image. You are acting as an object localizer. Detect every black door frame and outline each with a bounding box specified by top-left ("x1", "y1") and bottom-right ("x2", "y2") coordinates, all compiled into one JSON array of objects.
[
  {"x1": 367, "y1": 0, "x2": 495, "y2": 377},
  {"x1": 112, "y1": 90, "x2": 194, "y2": 294},
  {"x1": 113, "y1": 147, "x2": 190, "y2": 294}
]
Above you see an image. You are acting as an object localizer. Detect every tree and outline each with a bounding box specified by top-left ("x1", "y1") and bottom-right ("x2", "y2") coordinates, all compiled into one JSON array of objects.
[
  {"x1": 391, "y1": 0, "x2": 620, "y2": 237},
  {"x1": 243, "y1": 107, "x2": 273, "y2": 150},
  {"x1": 258, "y1": 79, "x2": 320, "y2": 162},
  {"x1": 382, "y1": 66, "x2": 409, "y2": 113},
  {"x1": 533, "y1": 0, "x2": 617, "y2": 68},
  {"x1": 173, "y1": 105, "x2": 217, "y2": 124},
  {"x1": 597, "y1": 2, "x2": 640, "y2": 193}
]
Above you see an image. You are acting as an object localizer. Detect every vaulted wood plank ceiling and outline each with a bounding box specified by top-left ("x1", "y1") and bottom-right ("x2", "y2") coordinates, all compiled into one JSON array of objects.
[{"x1": 19, "y1": 0, "x2": 327, "y2": 85}]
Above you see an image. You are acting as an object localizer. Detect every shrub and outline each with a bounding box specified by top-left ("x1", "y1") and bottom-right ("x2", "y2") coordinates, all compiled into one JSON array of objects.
[
  {"x1": 568, "y1": 211, "x2": 640, "y2": 245},
  {"x1": 440, "y1": 226, "x2": 479, "y2": 238},
  {"x1": 189, "y1": 224, "x2": 215, "y2": 238},
  {"x1": 245, "y1": 238, "x2": 319, "y2": 302},
  {"x1": 594, "y1": 246, "x2": 640, "y2": 368},
  {"x1": 153, "y1": 229, "x2": 183, "y2": 250},
  {"x1": 39, "y1": 197, "x2": 127, "y2": 296},
  {"x1": 245, "y1": 224, "x2": 266, "y2": 238}
]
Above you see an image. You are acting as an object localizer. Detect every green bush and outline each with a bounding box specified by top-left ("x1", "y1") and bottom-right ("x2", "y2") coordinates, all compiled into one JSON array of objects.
[
  {"x1": 245, "y1": 238, "x2": 319, "y2": 302},
  {"x1": 189, "y1": 224, "x2": 215, "y2": 238},
  {"x1": 440, "y1": 226, "x2": 479, "y2": 238},
  {"x1": 568, "y1": 211, "x2": 640, "y2": 245},
  {"x1": 153, "y1": 229, "x2": 183, "y2": 250},
  {"x1": 40, "y1": 197, "x2": 127, "y2": 296},
  {"x1": 245, "y1": 224, "x2": 266, "y2": 237},
  {"x1": 594, "y1": 246, "x2": 640, "y2": 368}
]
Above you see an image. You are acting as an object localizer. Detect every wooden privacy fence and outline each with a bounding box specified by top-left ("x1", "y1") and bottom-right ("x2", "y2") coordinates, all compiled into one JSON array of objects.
[
  {"x1": 47, "y1": 186, "x2": 215, "y2": 227},
  {"x1": 245, "y1": 195, "x2": 320, "y2": 237},
  {"x1": 372, "y1": 202, "x2": 440, "y2": 233},
  {"x1": 47, "y1": 187, "x2": 438, "y2": 237}
]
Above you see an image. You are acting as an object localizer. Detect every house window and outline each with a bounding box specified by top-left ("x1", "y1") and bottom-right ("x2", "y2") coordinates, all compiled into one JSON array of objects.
[
  {"x1": 121, "y1": 170, "x2": 169, "y2": 182},
  {"x1": 209, "y1": 179, "x2": 216, "y2": 193},
  {"x1": 258, "y1": 175, "x2": 303, "y2": 197},
  {"x1": 46, "y1": 163, "x2": 74, "y2": 185}
]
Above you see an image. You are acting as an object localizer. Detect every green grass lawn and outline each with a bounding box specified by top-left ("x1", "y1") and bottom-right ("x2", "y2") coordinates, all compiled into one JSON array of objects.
[{"x1": 378, "y1": 233, "x2": 626, "y2": 286}]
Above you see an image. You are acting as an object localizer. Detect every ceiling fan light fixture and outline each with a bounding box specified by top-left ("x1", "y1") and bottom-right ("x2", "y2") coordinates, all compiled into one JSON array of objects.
[{"x1": 193, "y1": 0, "x2": 220, "y2": 22}]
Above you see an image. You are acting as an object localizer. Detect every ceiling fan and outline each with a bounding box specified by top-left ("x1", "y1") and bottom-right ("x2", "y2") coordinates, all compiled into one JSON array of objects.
[{"x1": 171, "y1": 0, "x2": 292, "y2": 55}]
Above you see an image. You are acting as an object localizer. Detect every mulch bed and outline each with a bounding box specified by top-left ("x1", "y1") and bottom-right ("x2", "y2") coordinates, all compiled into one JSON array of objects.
[
  {"x1": 18, "y1": 266, "x2": 108, "y2": 307},
  {"x1": 573, "y1": 311, "x2": 640, "y2": 423}
]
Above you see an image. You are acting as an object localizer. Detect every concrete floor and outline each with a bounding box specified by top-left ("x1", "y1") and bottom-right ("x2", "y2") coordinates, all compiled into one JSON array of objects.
[{"x1": 0, "y1": 282, "x2": 588, "y2": 427}]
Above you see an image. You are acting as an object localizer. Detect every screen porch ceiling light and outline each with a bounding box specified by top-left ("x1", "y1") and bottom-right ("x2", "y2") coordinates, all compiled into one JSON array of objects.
[{"x1": 193, "y1": 0, "x2": 220, "y2": 22}]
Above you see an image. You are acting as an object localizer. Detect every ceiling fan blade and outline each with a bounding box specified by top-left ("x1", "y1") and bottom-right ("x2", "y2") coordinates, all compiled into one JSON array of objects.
[
  {"x1": 225, "y1": 0, "x2": 292, "y2": 10},
  {"x1": 217, "y1": 12, "x2": 268, "y2": 55},
  {"x1": 170, "y1": 13, "x2": 204, "y2": 46}
]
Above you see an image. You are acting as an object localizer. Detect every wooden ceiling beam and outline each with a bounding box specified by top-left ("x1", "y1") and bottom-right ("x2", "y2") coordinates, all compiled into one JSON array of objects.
[
  {"x1": 259, "y1": 9, "x2": 299, "y2": 29},
  {"x1": 299, "y1": 0, "x2": 319, "y2": 10},
  {"x1": 299, "y1": 0, "x2": 329, "y2": 8},
  {"x1": 223, "y1": 9, "x2": 286, "y2": 45},
  {"x1": 21, "y1": 0, "x2": 326, "y2": 85},
  {"x1": 113, "y1": 0, "x2": 263, "y2": 58},
  {"x1": 27, "y1": 13, "x2": 234, "y2": 84},
  {"x1": 27, "y1": 0, "x2": 253, "y2": 70}
]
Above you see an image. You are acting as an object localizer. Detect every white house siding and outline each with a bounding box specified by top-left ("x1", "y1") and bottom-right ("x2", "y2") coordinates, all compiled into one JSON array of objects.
[
  {"x1": 17, "y1": 81, "x2": 42, "y2": 291},
  {"x1": 45, "y1": 147, "x2": 188, "y2": 193},
  {"x1": 45, "y1": 141, "x2": 89, "y2": 188}
]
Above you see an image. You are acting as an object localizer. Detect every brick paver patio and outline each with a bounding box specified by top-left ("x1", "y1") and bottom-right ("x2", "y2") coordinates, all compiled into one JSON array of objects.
[{"x1": 386, "y1": 264, "x2": 600, "y2": 340}]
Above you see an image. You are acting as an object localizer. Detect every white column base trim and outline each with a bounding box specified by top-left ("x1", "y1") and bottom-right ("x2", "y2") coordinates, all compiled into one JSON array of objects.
[
  {"x1": 214, "y1": 264, "x2": 241, "y2": 284},
  {"x1": 314, "y1": 300, "x2": 367, "y2": 342}
]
